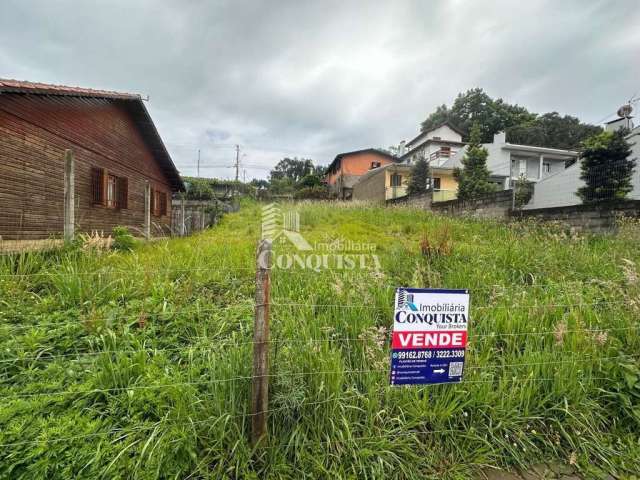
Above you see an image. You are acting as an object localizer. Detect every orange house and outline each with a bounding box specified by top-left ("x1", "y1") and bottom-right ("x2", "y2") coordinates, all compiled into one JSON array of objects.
[{"x1": 325, "y1": 149, "x2": 399, "y2": 199}]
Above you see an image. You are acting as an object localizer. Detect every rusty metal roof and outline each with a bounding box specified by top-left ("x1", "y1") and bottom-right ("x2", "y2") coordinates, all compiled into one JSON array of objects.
[{"x1": 0, "y1": 78, "x2": 139, "y2": 100}]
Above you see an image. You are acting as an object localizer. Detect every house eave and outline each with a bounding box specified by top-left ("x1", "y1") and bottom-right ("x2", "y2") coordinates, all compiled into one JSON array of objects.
[{"x1": 501, "y1": 143, "x2": 578, "y2": 157}]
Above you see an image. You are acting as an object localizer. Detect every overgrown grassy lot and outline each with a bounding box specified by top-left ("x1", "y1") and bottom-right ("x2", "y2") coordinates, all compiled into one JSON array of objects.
[{"x1": 1, "y1": 201, "x2": 639, "y2": 479}]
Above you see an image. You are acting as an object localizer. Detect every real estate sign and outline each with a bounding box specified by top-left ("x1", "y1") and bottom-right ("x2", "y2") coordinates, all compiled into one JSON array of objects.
[{"x1": 390, "y1": 288, "x2": 470, "y2": 386}]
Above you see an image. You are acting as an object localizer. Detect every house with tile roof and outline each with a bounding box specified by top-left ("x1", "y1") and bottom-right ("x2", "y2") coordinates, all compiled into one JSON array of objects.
[{"x1": 0, "y1": 79, "x2": 184, "y2": 241}]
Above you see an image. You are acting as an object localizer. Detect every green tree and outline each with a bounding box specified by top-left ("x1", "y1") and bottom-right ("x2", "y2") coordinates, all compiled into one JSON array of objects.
[
  {"x1": 507, "y1": 112, "x2": 602, "y2": 150},
  {"x1": 577, "y1": 130, "x2": 635, "y2": 203},
  {"x1": 297, "y1": 173, "x2": 323, "y2": 188},
  {"x1": 454, "y1": 123, "x2": 497, "y2": 200},
  {"x1": 420, "y1": 88, "x2": 599, "y2": 149},
  {"x1": 183, "y1": 178, "x2": 215, "y2": 200},
  {"x1": 269, "y1": 157, "x2": 315, "y2": 183},
  {"x1": 407, "y1": 158, "x2": 430, "y2": 195},
  {"x1": 421, "y1": 89, "x2": 534, "y2": 143},
  {"x1": 420, "y1": 104, "x2": 451, "y2": 133}
]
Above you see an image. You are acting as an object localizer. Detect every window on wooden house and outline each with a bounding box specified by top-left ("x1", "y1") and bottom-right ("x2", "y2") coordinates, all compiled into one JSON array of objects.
[
  {"x1": 370, "y1": 161, "x2": 381, "y2": 169},
  {"x1": 91, "y1": 167, "x2": 128, "y2": 209},
  {"x1": 433, "y1": 177, "x2": 441, "y2": 190},
  {"x1": 151, "y1": 188, "x2": 168, "y2": 216}
]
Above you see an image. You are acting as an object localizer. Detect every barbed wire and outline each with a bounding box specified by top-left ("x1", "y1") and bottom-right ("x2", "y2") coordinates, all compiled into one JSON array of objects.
[
  {"x1": 0, "y1": 297, "x2": 630, "y2": 337},
  {"x1": 1, "y1": 354, "x2": 633, "y2": 400},
  {"x1": 0, "y1": 303, "x2": 255, "y2": 333},
  {"x1": 0, "y1": 393, "x2": 365, "y2": 448},
  {"x1": 0, "y1": 373, "x2": 619, "y2": 449},
  {"x1": 1, "y1": 323, "x2": 637, "y2": 365}
]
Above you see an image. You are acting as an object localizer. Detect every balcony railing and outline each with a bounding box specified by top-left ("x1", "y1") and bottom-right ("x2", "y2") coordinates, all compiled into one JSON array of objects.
[
  {"x1": 429, "y1": 150, "x2": 452, "y2": 162},
  {"x1": 385, "y1": 185, "x2": 408, "y2": 200},
  {"x1": 432, "y1": 189, "x2": 457, "y2": 202}
]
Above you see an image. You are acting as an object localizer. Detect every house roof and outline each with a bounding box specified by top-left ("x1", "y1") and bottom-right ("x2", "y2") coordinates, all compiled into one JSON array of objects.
[
  {"x1": 353, "y1": 162, "x2": 411, "y2": 185},
  {"x1": 325, "y1": 148, "x2": 399, "y2": 175},
  {"x1": 406, "y1": 121, "x2": 466, "y2": 147},
  {"x1": 0, "y1": 78, "x2": 184, "y2": 191},
  {"x1": 501, "y1": 143, "x2": 578, "y2": 157},
  {"x1": 400, "y1": 138, "x2": 467, "y2": 161},
  {"x1": 604, "y1": 116, "x2": 633, "y2": 125}
]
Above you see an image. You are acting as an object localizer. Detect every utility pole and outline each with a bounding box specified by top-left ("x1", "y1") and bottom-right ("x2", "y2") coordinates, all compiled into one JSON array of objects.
[
  {"x1": 235, "y1": 144, "x2": 240, "y2": 183},
  {"x1": 197, "y1": 149, "x2": 201, "y2": 178}
]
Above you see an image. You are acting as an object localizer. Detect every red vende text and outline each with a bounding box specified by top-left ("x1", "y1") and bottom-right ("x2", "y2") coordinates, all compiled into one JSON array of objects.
[{"x1": 391, "y1": 331, "x2": 467, "y2": 349}]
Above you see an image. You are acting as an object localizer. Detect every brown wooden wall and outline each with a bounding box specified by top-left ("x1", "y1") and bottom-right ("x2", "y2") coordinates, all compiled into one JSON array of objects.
[{"x1": 0, "y1": 94, "x2": 175, "y2": 240}]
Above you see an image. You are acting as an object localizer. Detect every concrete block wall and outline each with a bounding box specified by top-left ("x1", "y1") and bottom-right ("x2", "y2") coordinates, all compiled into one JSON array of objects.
[
  {"x1": 386, "y1": 192, "x2": 432, "y2": 209},
  {"x1": 513, "y1": 200, "x2": 640, "y2": 233},
  {"x1": 431, "y1": 190, "x2": 513, "y2": 219}
]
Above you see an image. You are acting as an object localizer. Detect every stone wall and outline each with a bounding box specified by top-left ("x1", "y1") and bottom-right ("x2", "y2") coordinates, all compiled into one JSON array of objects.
[
  {"x1": 431, "y1": 190, "x2": 513, "y2": 219},
  {"x1": 512, "y1": 200, "x2": 640, "y2": 233}
]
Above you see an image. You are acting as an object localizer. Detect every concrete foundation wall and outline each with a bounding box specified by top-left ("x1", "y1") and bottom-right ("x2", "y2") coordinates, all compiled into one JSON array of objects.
[
  {"x1": 513, "y1": 200, "x2": 640, "y2": 233},
  {"x1": 431, "y1": 190, "x2": 513, "y2": 219}
]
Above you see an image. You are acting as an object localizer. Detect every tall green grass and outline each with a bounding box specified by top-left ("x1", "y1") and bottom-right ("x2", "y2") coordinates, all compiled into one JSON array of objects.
[{"x1": 0, "y1": 200, "x2": 639, "y2": 479}]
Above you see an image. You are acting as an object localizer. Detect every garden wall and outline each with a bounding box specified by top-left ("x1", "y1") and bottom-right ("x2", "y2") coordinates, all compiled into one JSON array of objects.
[
  {"x1": 386, "y1": 192, "x2": 432, "y2": 209},
  {"x1": 431, "y1": 190, "x2": 513, "y2": 219},
  {"x1": 512, "y1": 200, "x2": 640, "y2": 233}
]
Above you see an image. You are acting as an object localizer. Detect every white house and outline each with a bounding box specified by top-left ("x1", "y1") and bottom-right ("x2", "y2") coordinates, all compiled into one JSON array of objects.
[
  {"x1": 449, "y1": 132, "x2": 579, "y2": 190},
  {"x1": 400, "y1": 122, "x2": 467, "y2": 167},
  {"x1": 525, "y1": 122, "x2": 639, "y2": 209}
]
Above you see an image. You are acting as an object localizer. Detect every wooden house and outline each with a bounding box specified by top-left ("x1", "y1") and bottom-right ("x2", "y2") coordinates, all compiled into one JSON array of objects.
[
  {"x1": 324, "y1": 149, "x2": 399, "y2": 199},
  {"x1": 0, "y1": 79, "x2": 183, "y2": 240}
]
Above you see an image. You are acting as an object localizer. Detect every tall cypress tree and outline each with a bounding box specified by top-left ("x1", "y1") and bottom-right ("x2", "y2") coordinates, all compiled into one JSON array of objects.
[
  {"x1": 454, "y1": 123, "x2": 497, "y2": 200},
  {"x1": 407, "y1": 158, "x2": 430, "y2": 195},
  {"x1": 577, "y1": 130, "x2": 635, "y2": 203}
]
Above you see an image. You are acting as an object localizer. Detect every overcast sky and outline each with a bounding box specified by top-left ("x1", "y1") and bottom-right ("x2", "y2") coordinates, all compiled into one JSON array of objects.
[{"x1": 1, "y1": 0, "x2": 639, "y2": 179}]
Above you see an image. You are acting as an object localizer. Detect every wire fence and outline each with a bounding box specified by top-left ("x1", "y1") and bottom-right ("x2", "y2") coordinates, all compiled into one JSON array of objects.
[{"x1": 0, "y1": 212, "x2": 638, "y2": 480}]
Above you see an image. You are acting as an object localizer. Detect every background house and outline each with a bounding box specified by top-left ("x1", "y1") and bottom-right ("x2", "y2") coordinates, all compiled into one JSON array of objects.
[
  {"x1": 449, "y1": 132, "x2": 577, "y2": 191},
  {"x1": 352, "y1": 163, "x2": 411, "y2": 201},
  {"x1": 325, "y1": 148, "x2": 398, "y2": 199},
  {"x1": 524, "y1": 122, "x2": 639, "y2": 210},
  {"x1": 0, "y1": 79, "x2": 183, "y2": 240},
  {"x1": 400, "y1": 122, "x2": 467, "y2": 166}
]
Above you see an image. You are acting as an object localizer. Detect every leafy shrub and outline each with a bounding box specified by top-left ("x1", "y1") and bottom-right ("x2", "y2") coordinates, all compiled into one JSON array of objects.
[
  {"x1": 514, "y1": 174, "x2": 534, "y2": 208},
  {"x1": 112, "y1": 226, "x2": 137, "y2": 251},
  {"x1": 294, "y1": 185, "x2": 335, "y2": 200},
  {"x1": 183, "y1": 178, "x2": 215, "y2": 200}
]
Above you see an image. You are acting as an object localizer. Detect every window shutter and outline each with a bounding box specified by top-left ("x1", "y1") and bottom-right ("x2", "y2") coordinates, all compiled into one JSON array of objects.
[
  {"x1": 91, "y1": 167, "x2": 105, "y2": 205},
  {"x1": 160, "y1": 192, "x2": 167, "y2": 216},
  {"x1": 101, "y1": 169, "x2": 109, "y2": 206},
  {"x1": 150, "y1": 188, "x2": 156, "y2": 215},
  {"x1": 117, "y1": 177, "x2": 128, "y2": 209}
]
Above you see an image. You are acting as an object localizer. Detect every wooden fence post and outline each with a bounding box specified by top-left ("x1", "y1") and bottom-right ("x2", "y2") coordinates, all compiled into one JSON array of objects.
[
  {"x1": 144, "y1": 182, "x2": 151, "y2": 240},
  {"x1": 251, "y1": 239, "x2": 272, "y2": 446},
  {"x1": 181, "y1": 198, "x2": 186, "y2": 237},
  {"x1": 63, "y1": 149, "x2": 75, "y2": 243}
]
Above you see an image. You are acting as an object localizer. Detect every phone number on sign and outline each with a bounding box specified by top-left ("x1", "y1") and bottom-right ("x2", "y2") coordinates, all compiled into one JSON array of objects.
[{"x1": 393, "y1": 349, "x2": 465, "y2": 360}]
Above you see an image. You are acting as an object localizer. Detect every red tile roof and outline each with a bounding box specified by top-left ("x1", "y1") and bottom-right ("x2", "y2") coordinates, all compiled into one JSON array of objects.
[{"x1": 0, "y1": 78, "x2": 139, "y2": 100}]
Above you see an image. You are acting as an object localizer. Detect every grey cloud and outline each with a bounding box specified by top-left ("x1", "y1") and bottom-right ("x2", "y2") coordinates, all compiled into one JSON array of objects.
[{"x1": 1, "y1": 0, "x2": 638, "y2": 179}]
